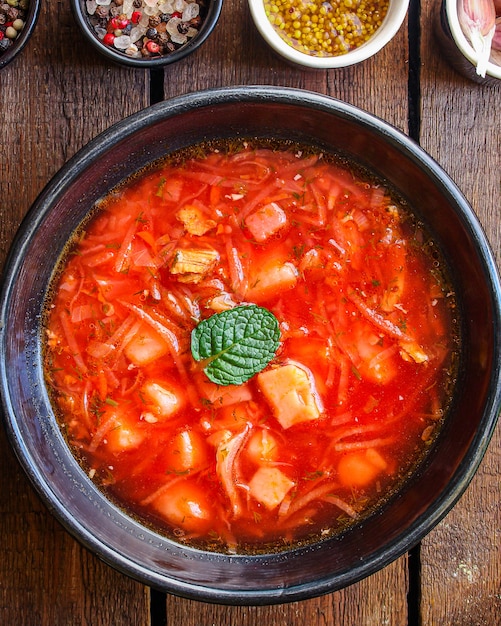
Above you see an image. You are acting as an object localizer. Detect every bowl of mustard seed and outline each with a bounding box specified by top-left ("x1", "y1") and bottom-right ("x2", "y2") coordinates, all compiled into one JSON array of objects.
[{"x1": 248, "y1": 0, "x2": 409, "y2": 69}]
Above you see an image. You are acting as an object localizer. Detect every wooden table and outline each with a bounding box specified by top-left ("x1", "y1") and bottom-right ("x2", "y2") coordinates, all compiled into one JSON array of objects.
[{"x1": 1, "y1": 0, "x2": 499, "y2": 623}]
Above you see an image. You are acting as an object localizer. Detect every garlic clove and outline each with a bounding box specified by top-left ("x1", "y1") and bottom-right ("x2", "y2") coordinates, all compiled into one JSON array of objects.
[
  {"x1": 492, "y1": 16, "x2": 501, "y2": 50},
  {"x1": 457, "y1": 0, "x2": 496, "y2": 76}
]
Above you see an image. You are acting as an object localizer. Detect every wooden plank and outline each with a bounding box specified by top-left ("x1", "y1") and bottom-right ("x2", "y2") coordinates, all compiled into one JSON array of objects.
[
  {"x1": 419, "y1": 1, "x2": 501, "y2": 624},
  {"x1": 165, "y1": 559, "x2": 408, "y2": 624},
  {"x1": 0, "y1": 431, "x2": 150, "y2": 625},
  {"x1": 0, "y1": 2, "x2": 151, "y2": 624}
]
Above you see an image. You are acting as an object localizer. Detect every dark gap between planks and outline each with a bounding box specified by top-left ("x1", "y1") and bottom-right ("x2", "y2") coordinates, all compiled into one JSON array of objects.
[
  {"x1": 408, "y1": 0, "x2": 422, "y2": 141},
  {"x1": 150, "y1": 587, "x2": 168, "y2": 626},
  {"x1": 150, "y1": 68, "x2": 165, "y2": 104},
  {"x1": 147, "y1": 71, "x2": 168, "y2": 626},
  {"x1": 408, "y1": 544, "x2": 423, "y2": 626},
  {"x1": 407, "y1": 1, "x2": 423, "y2": 622}
]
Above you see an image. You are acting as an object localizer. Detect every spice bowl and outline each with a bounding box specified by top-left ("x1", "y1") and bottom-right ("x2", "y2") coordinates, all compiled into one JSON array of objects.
[
  {"x1": 248, "y1": 0, "x2": 409, "y2": 69},
  {"x1": 0, "y1": 0, "x2": 41, "y2": 70},
  {"x1": 434, "y1": 0, "x2": 501, "y2": 84},
  {"x1": 70, "y1": 0, "x2": 222, "y2": 68}
]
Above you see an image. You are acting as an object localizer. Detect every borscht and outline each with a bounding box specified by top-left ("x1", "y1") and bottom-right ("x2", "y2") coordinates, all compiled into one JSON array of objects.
[{"x1": 43, "y1": 141, "x2": 459, "y2": 553}]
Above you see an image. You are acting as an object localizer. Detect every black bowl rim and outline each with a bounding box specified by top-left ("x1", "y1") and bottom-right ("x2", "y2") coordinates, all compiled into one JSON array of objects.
[
  {"x1": 0, "y1": 0, "x2": 41, "y2": 70},
  {"x1": 1, "y1": 86, "x2": 501, "y2": 604},
  {"x1": 70, "y1": 0, "x2": 223, "y2": 68}
]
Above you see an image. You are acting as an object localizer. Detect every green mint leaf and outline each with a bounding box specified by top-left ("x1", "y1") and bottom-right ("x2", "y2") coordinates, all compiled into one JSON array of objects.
[{"x1": 191, "y1": 305, "x2": 280, "y2": 386}]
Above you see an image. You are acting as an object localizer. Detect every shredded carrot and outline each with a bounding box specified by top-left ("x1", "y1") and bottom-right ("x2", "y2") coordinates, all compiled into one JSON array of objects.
[
  {"x1": 59, "y1": 311, "x2": 87, "y2": 373},
  {"x1": 237, "y1": 179, "x2": 282, "y2": 219},
  {"x1": 225, "y1": 237, "x2": 247, "y2": 296},
  {"x1": 278, "y1": 481, "x2": 336, "y2": 519},
  {"x1": 120, "y1": 302, "x2": 181, "y2": 355},
  {"x1": 88, "y1": 412, "x2": 117, "y2": 452},
  {"x1": 114, "y1": 217, "x2": 138, "y2": 273},
  {"x1": 347, "y1": 289, "x2": 414, "y2": 342},
  {"x1": 136, "y1": 230, "x2": 157, "y2": 251},
  {"x1": 332, "y1": 436, "x2": 395, "y2": 452},
  {"x1": 322, "y1": 495, "x2": 358, "y2": 519}
]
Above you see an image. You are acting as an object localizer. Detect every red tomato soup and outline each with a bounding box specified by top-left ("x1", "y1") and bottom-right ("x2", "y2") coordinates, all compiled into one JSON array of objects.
[{"x1": 44, "y1": 142, "x2": 459, "y2": 553}]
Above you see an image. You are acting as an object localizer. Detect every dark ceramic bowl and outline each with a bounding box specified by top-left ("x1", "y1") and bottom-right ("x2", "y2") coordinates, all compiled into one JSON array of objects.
[
  {"x1": 70, "y1": 0, "x2": 222, "y2": 68},
  {"x1": 1, "y1": 87, "x2": 500, "y2": 604},
  {"x1": 0, "y1": 0, "x2": 40, "y2": 70}
]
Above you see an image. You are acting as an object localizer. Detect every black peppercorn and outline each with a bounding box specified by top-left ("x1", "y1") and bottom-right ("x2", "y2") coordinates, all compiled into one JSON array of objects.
[
  {"x1": 189, "y1": 16, "x2": 202, "y2": 28},
  {"x1": 6, "y1": 5, "x2": 18, "y2": 20},
  {"x1": 95, "y1": 5, "x2": 109, "y2": 18}
]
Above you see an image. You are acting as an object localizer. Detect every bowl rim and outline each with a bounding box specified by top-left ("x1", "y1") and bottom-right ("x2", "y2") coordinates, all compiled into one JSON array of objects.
[
  {"x1": 247, "y1": 0, "x2": 410, "y2": 68},
  {"x1": 70, "y1": 0, "x2": 223, "y2": 68},
  {"x1": 0, "y1": 0, "x2": 41, "y2": 70},
  {"x1": 1, "y1": 86, "x2": 501, "y2": 604}
]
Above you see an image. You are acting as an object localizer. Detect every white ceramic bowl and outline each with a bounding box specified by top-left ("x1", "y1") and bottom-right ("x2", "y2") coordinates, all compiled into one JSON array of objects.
[
  {"x1": 248, "y1": 0, "x2": 409, "y2": 69},
  {"x1": 435, "y1": 0, "x2": 501, "y2": 84}
]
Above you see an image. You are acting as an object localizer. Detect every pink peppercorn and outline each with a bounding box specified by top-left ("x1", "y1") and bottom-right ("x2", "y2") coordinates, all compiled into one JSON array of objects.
[
  {"x1": 146, "y1": 40, "x2": 160, "y2": 54},
  {"x1": 110, "y1": 16, "x2": 129, "y2": 30},
  {"x1": 103, "y1": 33, "x2": 115, "y2": 46}
]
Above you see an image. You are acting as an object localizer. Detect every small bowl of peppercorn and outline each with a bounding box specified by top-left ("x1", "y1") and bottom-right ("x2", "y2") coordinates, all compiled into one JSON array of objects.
[
  {"x1": 70, "y1": 0, "x2": 222, "y2": 68},
  {"x1": 0, "y1": 0, "x2": 40, "y2": 70},
  {"x1": 248, "y1": 0, "x2": 409, "y2": 69}
]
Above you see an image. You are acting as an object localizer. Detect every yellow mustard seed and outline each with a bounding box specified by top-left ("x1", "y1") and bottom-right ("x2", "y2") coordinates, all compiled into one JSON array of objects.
[{"x1": 263, "y1": 0, "x2": 389, "y2": 57}]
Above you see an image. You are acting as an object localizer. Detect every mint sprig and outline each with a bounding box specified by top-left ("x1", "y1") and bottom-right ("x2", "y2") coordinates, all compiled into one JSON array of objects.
[{"x1": 191, "y1": 305, "x2": 280, "y2": 386}]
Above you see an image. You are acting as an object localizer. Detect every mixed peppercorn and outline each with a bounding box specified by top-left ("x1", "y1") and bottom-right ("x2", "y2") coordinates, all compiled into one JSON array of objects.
[
  {"x1": 0, "y1": 0, "x2": 28, "y2": 55},
  {"x1": 264, "y1": 0, "x2": 390, "y2": 57},
  {"x1": 85, "y1": 0, "x2": 207, "y2": 58}
]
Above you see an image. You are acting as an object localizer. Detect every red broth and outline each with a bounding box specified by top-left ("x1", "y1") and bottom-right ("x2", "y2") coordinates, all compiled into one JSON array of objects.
[{"x1": 44, "y1": 143, "x2": 459, "y2": 553}]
